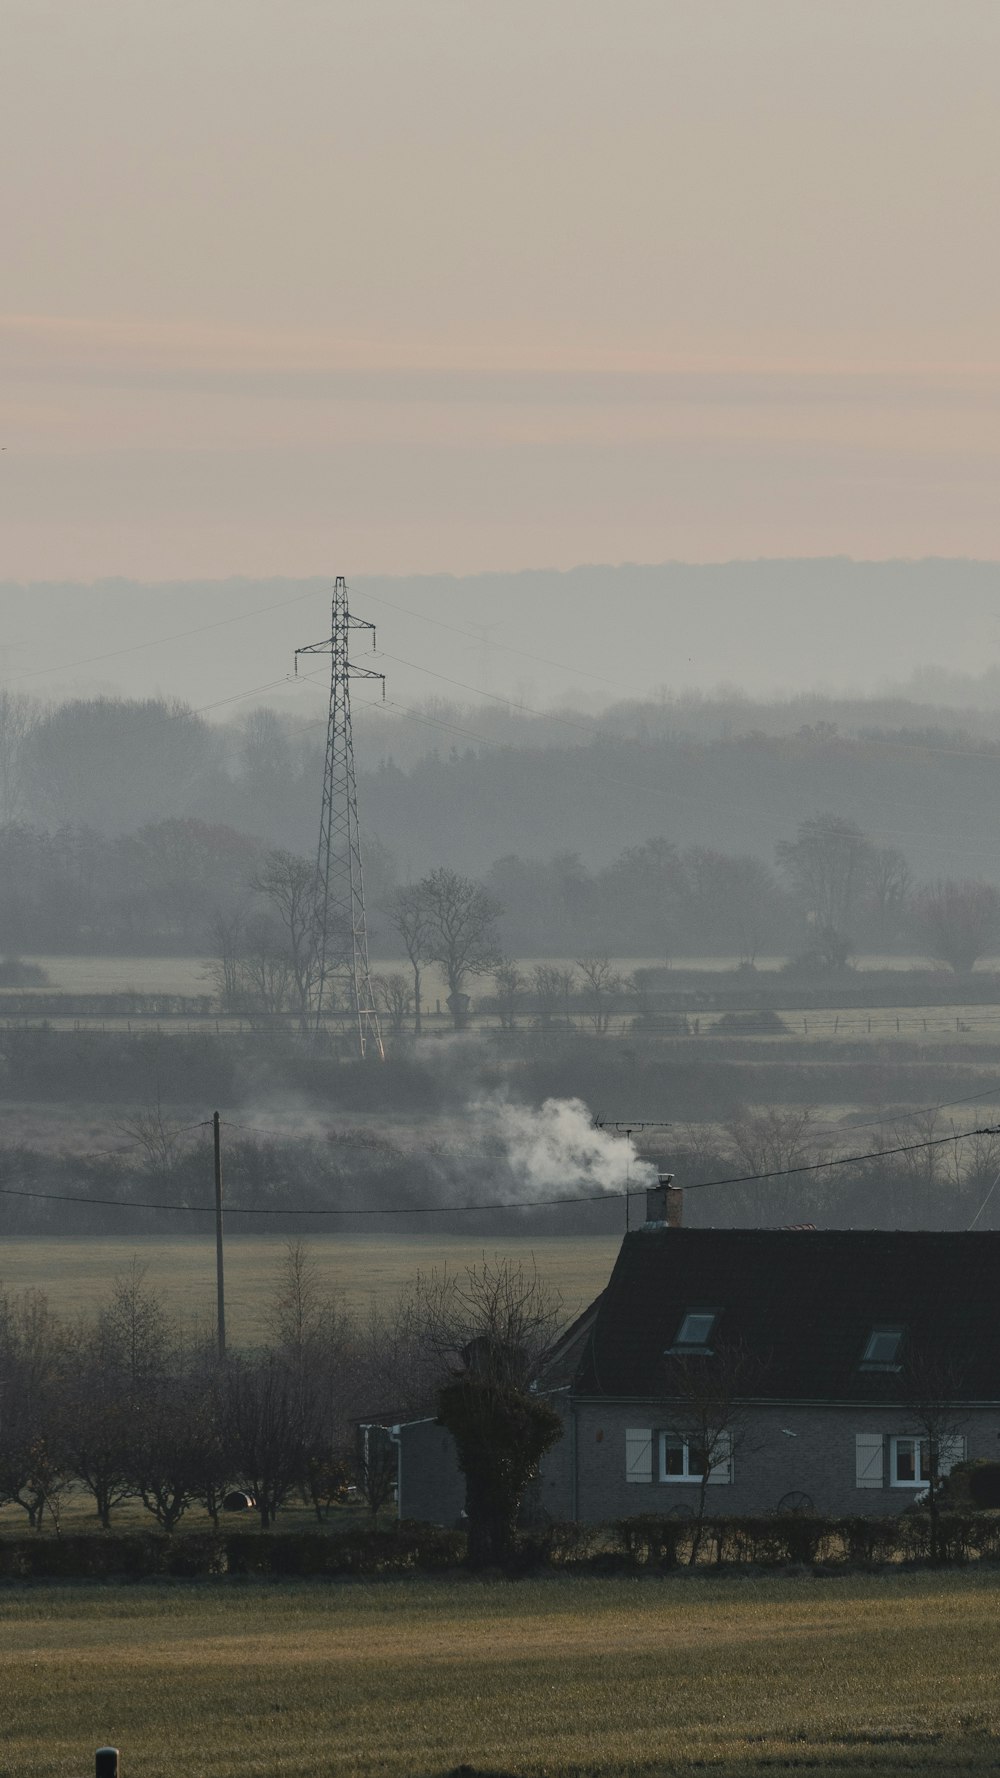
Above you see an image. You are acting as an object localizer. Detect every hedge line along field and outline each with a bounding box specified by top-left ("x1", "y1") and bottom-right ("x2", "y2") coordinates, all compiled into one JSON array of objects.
[
  {"x1": 3, "y1": 1571, "x2": 1000, "y2": 1778},
  {"x1": 0, "y1": 1233, "x2": 622, "y2": 1334}
]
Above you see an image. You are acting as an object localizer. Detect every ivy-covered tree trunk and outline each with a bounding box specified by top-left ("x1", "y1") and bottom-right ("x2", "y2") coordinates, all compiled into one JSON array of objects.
[{"x1": 437, "y1": 1377, "x2": 562, "y2": 1571}]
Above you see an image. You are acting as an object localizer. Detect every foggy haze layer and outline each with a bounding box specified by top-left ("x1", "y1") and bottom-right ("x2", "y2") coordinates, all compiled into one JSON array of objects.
[{"x1": 4, "y1": 559, "x2": 1000, "y2": 714}]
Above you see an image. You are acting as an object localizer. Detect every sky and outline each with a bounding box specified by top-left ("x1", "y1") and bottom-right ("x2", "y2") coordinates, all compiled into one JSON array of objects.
[{"x1": 3, "y1": 1, "x2": 1000, "y2": 583}]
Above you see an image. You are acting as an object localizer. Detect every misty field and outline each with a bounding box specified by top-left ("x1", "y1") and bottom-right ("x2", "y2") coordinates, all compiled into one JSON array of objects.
[
  {"x1": 3, "y1": 1572, "x2": 1000, "y2": 1778},
  {"x1": 0, "y1": 1233, "x2": 621, "y2": 1336}
]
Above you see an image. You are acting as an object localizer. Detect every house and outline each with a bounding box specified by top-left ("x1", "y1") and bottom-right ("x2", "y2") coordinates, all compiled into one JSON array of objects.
[{"x1": 396, "y1": 1186, "x2": 1000, "y2": 1524}]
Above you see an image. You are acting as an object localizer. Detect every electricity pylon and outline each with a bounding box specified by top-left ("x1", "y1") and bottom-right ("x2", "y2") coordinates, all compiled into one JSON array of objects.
[{"x1": 295, "y1": 577, "x2": 385, "y2": 1058}]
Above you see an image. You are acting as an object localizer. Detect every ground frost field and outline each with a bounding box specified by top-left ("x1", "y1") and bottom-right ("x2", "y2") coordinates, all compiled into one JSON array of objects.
[{"x1": 3, "y1": 1572, "x2": 1000, "y2": 1778}]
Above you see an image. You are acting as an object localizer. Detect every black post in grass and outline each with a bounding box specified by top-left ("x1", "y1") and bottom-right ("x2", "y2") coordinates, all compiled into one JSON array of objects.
[{"x1": 96, "y1": 1748, "x2": 118, "y2": 1778}]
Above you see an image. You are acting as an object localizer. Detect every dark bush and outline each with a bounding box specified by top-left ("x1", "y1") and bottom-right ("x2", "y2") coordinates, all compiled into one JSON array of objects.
[{"x1": 614, "y1": 1515, "x2": 688, "y2": 1571}]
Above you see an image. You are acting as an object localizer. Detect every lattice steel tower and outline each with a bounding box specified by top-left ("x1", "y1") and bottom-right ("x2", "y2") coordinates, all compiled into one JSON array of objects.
[{"x1": 295, "y1": 578, "x2": 385, "y2": 1058}]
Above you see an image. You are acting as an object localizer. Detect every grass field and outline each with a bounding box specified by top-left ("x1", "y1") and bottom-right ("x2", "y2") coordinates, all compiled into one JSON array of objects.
[
  {"x1": 0, "y1": 1234, "x2": 621, "y2": 1337},
  {"x1": 2, "y1": 1571, "x2": 999, "y2": 1777}
]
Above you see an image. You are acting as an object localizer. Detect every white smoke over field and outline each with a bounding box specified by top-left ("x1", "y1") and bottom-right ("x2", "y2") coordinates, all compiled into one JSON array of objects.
[{"x1": 467, "y1": 1095, "x2": 658, "y2": 1200}]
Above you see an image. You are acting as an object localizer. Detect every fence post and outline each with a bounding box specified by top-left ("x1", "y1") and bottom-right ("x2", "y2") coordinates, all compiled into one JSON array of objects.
[{"x1": 96, "y1": 1748, "x2": 119, "y2": 1778}]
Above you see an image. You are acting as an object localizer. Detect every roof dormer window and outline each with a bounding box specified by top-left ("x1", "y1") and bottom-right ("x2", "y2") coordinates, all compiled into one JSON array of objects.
[
  {"x1": 669, "y1": 1310, "x2": 718, "y2": 1354},
  {"x1": 861, "y1": 1326, "x2": 903, "y2": 1371}
]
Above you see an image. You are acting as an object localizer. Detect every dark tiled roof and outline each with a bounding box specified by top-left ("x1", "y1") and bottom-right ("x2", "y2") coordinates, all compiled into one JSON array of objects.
[{"x1": 573, "y1": 1228, "x2": 1000, "y2": 1402}]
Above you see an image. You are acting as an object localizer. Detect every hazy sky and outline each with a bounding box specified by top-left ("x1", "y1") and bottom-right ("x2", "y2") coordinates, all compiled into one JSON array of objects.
[
  {"x1": 5, "y1": 564, "x2": 1000, "y2": 715},
  {"x1": 3, "y1": 1, "x2": 1000, "y2": 580}
]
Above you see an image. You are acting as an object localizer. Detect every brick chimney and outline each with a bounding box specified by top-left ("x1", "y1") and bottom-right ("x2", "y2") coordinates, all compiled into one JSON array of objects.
[{"x1": 645, "y1": 1172, "x2": 681, "y2": 1225}]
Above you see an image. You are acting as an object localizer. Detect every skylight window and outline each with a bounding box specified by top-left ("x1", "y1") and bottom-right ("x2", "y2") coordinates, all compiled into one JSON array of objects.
[
  {"x1": 671, "y1": 1311, "x2": 718, "y2": 1351},
  {"x1": 861, "y1": 1326, "x2": 903, "y2": 1369}
]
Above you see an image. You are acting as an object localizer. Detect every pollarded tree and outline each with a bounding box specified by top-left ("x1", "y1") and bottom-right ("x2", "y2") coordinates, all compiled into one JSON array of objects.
[
  {"x1": 912, "y1": 878, "x2": 1000, "y2": 974},
  {"x1": 419, "y1": 1259, "x2": 564, "y2": 1568}
]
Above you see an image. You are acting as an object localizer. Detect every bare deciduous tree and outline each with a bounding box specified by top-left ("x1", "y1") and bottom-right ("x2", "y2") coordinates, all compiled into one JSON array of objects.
[
  {"x1": 660, "y1": 1338, "x2": 767, "y2": 1562},
  {"x1": 251, "y1": 850, "x2": 321, "y2": 1030},
  {"x1": 0, "y1": 688, "x2": 39, "y2": 823},
  {"x1": 413, "y1": 869, "x2": 503, "y2": 1028},
  {"x1": 913, "y1": 878, "x2": 1000, "y2": 974},
  {"x1": 492, "y1": 959, "x2": 526, "y2": 1029},
  {"x1": 576, "y1": 955, "x2": 624, "y2": 1036},
  {"x1": 391, "y1": 883, "x2": 433, "y2": 1037},
  {"x1": 777, "y1": 813, "x2": 874, "y2": 963},
  {"x1": 372, "y1": 971, "x2": 414, "y2": 1038}
]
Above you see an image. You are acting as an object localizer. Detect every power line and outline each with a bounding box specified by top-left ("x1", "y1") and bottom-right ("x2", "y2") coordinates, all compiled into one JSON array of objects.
[
  {"x1": 677, "y1": 1126, "x2": 1000, "y2": 1193},
  {"x1": 355, "y1": 587, "x2": 639, "y2": 697},
  {"x1": 2, "y1": 1123, "x2": 997, "y2": 1219},
  {"x1": 5, "y1": 588, "x2": 326, "y2": 683}
]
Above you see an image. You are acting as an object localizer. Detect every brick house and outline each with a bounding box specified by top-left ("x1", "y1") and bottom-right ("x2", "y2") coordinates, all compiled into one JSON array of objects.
[{"x1": 396, "y1": 1189, "x2": 1000, "y2": 1524}]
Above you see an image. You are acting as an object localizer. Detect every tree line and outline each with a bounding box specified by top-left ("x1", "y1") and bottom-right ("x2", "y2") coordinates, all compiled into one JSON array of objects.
[
  {"x1": 0, "y1": 1249, "x2": 561, "y2": 1567},
  {"x1": 4, "y1": 807, "x2": 1000, "y2": 1005}
]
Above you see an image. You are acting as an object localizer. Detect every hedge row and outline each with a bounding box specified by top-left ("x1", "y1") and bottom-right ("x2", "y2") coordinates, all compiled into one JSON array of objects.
[
  {"x1": 4, "y1": 1514, "x2": 1000, "y2": 1579},
  {"x1": 0, "y1": 1524, "x2": 466, "y2": 1580},
  {"x1": 591, "y1": 1512, "x2": 1000, "y2": 1570}
]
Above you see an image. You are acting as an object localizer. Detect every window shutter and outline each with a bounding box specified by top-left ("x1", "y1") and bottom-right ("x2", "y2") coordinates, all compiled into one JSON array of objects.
[
  {"x1": 856, "y1": 1432, "x2": 884, "y2": 1489},
  {"x1": 937, "y1": 1435, "x2": 966, "y2": 1477},
  {"x1": 707, "y1": 1431, "x2": 733, "y2": 1485},
  {"x1": 625, "y1": 1428, "x2": 653, "y2": 1483}
]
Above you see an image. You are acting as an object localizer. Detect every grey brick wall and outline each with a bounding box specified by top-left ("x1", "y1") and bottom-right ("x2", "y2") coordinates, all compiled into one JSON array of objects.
[
  {"x1": 396, "y1": 1397, "x2": 1000, "y2": 1527},
  {"x1": 570, "y1": 1400, "x2": 1000, "y2": 1521}
]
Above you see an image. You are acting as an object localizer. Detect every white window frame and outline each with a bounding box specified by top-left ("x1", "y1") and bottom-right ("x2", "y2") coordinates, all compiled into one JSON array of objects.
[
  {"x1": 658, "y1": 1429, "x2": 733, "y2": 1485},
  {"x1": 890, "y1": 1435, "x2": 929, "y2": 1488},
  {"x1": 889, "y1": 1433, "x2": 966, "y2": 1489}
]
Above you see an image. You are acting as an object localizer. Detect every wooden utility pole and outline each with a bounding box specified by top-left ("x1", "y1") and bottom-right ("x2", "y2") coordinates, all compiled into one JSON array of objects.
[{"x1": 213, "y1": 1110, "x2": 226, "y2": 1359}]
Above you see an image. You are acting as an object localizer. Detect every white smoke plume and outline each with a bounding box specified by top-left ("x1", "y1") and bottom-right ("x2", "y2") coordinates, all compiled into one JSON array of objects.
[{"x1": 468, "y1": 1095, "x2": 659, "y2": 1200}]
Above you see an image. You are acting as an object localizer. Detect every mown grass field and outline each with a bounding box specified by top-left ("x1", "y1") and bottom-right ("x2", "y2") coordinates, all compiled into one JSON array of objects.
[
  {"x1": 2, "y1": 1571, "x2": 999, "y2": 1778},
  {"x1": 0, "y1": 1234, "x2": 621, "y2": 1337}
]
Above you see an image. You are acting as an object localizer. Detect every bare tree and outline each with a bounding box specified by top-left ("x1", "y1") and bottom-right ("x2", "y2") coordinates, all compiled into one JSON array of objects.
[
  {"x1": 238, "y1": 912, "x2": 296, "y2": 1022},
  {"x1": 372, "y1": 971, "x2": 414, "y2": 1038},
  {"x1": 208, "y1": 908, "x2": 249, "y2": 1014},
  {"x1": 912, "y1": 878, "x2": 1000, "y2": 974},
  {"x1": 776, "y1": 813, "x2": 874, "y2": 962},
  {"x1": 264, "y1": 1243, "x2": 358, "y2": 1521},
  {"x1": 576, "y1": 955, "x2": 624, "y2": 1036},
  {"x1": 414, "y1": 869, "x2": 503, "y2": 1028},
  {"x1": 114, "y1": 1100, "x2": 185, "y2": 1180},
  {"x1": 251, "y1": 850, "x2": 321, "y2": 1030},
  {"x1": 492, "y1": 959, "x2": 526, "y2": 1029},
  {"x1": 724, "y1": 1105, "x2": 822, "y2": 1221},
  {"x1": 391, "y1": 883, "x2": 433, "y2": 1037},
  {"x1": 866, "y1": 845, "x2": 912, "y2": 950},
  {"x1": 902, "y1": 1347, "x2": 970, "y2": 1564},
  {"x1": 0, "y1": 1286, "x2": 67, "y2": 1529},
  {"x1": 0, "y1": 688, "x2": 39, "y2": 823},
  {"x1": 532, "y1": 963, "x2": 565, "y2": 1027},
  {"x1": 220, "y1": 1353, "x2": 313, "y2": 1530},
  {"x1": 660, "y1": 1338, "x2": 767, "y2": 1562}
]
